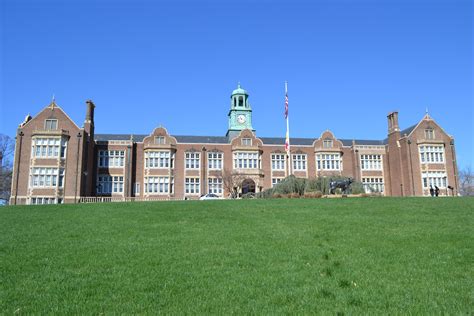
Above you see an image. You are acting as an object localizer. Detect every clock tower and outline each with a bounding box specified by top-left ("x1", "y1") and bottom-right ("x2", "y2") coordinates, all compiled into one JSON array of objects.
[{"x1": 226, "y1": 83, "x2": 254, "y2": 139}]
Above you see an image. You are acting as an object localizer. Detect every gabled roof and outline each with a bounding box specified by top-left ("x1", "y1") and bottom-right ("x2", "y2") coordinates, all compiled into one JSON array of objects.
[{"x1": 400, "y1": 124, "x2": 417, "y2": 137}]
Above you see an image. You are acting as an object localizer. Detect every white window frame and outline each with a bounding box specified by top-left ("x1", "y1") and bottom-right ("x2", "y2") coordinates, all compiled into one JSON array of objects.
[
  {"x1": 30, "y1": 197, "x2": 58, "y2": 205},
  {"x1": 272, "y1": 178, "x2": 284, "y2": 187},
  {"x1": 419, "y1": 145, "x2": 445, "y2": 164},
  {"x1": 271, "y1": 153, "x2": 285, "y2": 171},
  {"x1": 208, "y1": 177, "x2": 223, "y2": 195},
  {"x1": 316, "y1": 153, "x2": 342, "y2": 171},
  {"x1": 145, "y1": 151, "x2": 173, "y2": 169},
  {"x1": 144, "y1": 176, "x2": 171, "y2": 194},
  {"x1": 292, "y1": 154, "x2": 307, "y2": 171},
  {"x1": 424, "y1": 129, "x2": 435, "y2": 140},
  {"x1": 30, "y1": 167, "x2": 64, "y2": 188},
  {"x1": 44, "y1": 119, "x2": 58, "y2": 130},
  {"x1": 323, "y1": 140, "x2": 333, "y2": 148},
  {"x1": 98, "y1": 150, "x2": 125, "y2": 168},
  {"x1": 422, "y1": 171, "x2": 447, "y2": 189},
  {"x1": 185, "y1": 177, "x2": 200, "y2": 195},
  {"x1": 31, "y1": 137, "x2": 67, "y2": 159},
  {"x1": 208, "y1": 152, "x2": 223, "y2": 170},
  {"x1": 362, "y1": 177, "x2": 384, "y2": 193},
  {"x1": 360, "y1": 154, "x2": 383, "y2": 170},
  {"x1": 154, "y1": 136, "x2": 166, "y2": 145},
  {"x1": 233, "y1": 152, "x2": 260, "y2": 169},
  {"x1": 97, "y1": 175, "x2": 124, "y2": 194},
  {"x1": 242, "y1": 138, "x2": 252, "y2": 146},
  {"x1": 185, "y1": 152, "x2": 200, "y2": 169}
]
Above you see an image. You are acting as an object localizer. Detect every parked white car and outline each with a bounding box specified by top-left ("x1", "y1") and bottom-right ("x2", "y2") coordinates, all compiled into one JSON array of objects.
[{"x1": 199, "y1": 193, "x2": 221, "y2": 200}]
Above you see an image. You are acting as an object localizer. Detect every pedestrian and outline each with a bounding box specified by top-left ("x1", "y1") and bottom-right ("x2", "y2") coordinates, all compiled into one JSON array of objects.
[
  {"x1": 435, "y1": 185, "x2": 440, "y2": 197},
  {"x1": 429, "y1": 185, "x2": 434, "y2": 197}
]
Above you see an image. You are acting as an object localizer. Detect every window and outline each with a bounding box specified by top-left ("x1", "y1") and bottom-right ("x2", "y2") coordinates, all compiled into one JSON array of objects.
[
  {"x1": 185, "y1": 178, "x2": 200, "y2": 194},
  {"x1": 233, "y1": 152, "x2": 260, "y2": 169},
  {"x1": 271, "y1": 154, "x2": 285, "y2": 170},
  {"x1": 154, "y1": 136, "x2": 166, "y2": 145},
  {"x1": 242, "y1": 138, "x2": 252, "y2": 146},
  {"x1": 419, "y1": 145, "x2": 444, "y2": 163},
  {"x1": 422, "y1": 171, "x2": 447, "y2": 189},
  {"x1": 44, "y1": 119, "x2": 58, "y2": 130},
  {"x1": 134, "y1": 182, "x2": 140, "y2": 195},
  {"x1": 208, "y1": 152, "x2": 223, "y2": 169},
  {"x1": 30, "y1": 168, "x2": 64, "y2": 188},
  {"x1": 98, "y1": 150, "x2": 125, "y2": 168},
  {"x1": 145, "y1": 151, "x2": 173, "y2": 168},
  {"x1": 316, "y1": 153, "x2": 341, "y2": 170},
  {"x1": 292, "y1": 154, "x2": 307, "y2": 171},
  {"x1": 360, "y1": 154, "x2": 383, "y2": 170},
  {"x1": 32, "y1": 138, "x2": 66, "y2": 158},
  {"x1": 424, "y1": 129, "x2": 435, "y2": 140},
  {"x1": 97, "y1": 175, "x2": 124, "y2": 194},
  {"x1": 144, "y1": 177, "x2": 172, "y2": 194},
  {"x1": 323, "y1": 139, "x2": 333, "y2": 148},
  {"x1": 362, "y1": 178, "x2": 384, "y2": 193},
  {"x1": 208, "y1": 178, "x2": 223, "y2": 195},
  {"x1": 272, "y1": 178, "x2": 283, "y2": 187},
  {"x1": 30, "y1": 197, "x2": 57, "y2": 205},
  {"x1": 185, "y1": 152, "x2": 200, "y2": 169}
]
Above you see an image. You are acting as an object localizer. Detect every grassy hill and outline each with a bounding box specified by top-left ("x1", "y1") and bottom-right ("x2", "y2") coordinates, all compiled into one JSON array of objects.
[{"x1": 1, "y1": 198, "x2": 473, "y2": 314}]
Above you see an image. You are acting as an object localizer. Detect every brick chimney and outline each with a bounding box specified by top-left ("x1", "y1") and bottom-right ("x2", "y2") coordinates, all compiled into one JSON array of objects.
[
  {"x1": 387, "y1": 111, "x2": 400, "y2": 134},
  {"x1": 85, "y1": 100, "x2": 95, "y2": 123}
]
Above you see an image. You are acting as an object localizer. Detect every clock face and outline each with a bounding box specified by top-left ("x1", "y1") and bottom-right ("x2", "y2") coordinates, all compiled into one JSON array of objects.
[{"x1": 237, "y1": 114, "x2": 246, "y2": 124}]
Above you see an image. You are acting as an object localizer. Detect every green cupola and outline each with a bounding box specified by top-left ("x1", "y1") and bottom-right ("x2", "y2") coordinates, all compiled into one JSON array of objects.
[{"x1": 226, "y1": 83, "x2": 254, "y2": 138}]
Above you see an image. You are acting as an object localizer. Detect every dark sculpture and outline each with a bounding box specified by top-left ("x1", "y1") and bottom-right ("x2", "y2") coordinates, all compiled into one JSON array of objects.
[{"x1": 330, "y1": 178, "x2": 353, "y2": 195}]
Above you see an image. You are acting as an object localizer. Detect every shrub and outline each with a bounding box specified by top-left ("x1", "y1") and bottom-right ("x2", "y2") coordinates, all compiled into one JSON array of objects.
[
  {"x1": 303, "y1": 191, "x2": 323, "y2": 198},
  {"x1": 289, "y1": 192, "x2": 300, "y2": 199}
]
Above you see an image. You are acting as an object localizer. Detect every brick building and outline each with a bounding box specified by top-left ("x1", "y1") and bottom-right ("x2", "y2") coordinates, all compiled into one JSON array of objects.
[{"x1": 10, "y1": 85, "x2": 459, "y2": 204}]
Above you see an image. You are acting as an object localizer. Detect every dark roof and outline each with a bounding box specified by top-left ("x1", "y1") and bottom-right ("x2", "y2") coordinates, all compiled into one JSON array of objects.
[
  {"x1": 95, "y1": 134, "x2": 147, "y2": 142},
  {"x1": 174, "y1": 135, "x2": 229, "y2": 144},
  {"x1": 400, "y1": 124, "x2": 417, "y2": 136},
  {"x1": 259, "y1": 137, "x2": 315, "y2": 145},
  {"x1": 95, "y1": 133, "x2": 387, "y2": 146}
]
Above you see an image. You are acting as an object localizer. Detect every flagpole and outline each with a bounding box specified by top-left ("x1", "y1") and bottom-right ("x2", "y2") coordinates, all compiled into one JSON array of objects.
[{"x1": 285, "y1": 81, "x2": 292, "y2": 176}]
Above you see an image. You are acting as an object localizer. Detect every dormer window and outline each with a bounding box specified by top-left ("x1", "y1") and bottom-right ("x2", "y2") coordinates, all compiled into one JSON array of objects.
[
  {"x1": 154, "y1": 136, "x2": 165, "y2": 145},
  {"x1": 242, "y1": 138, "x2": 252, "y2": 146},
  {"x1": 425, "y1": 129, "x2": 434, "y2": 140},
  {"x1": 44, "y1": 119, "x2": 58, "y2": 130},
  {"x1": 323, "y1": 139, "x2": 333, "y2": 148}
]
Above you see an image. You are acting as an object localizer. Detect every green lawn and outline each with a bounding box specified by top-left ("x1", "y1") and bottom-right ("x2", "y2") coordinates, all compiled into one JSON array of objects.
[{"x1": 1, "y1": 198, "x2": 473, "y2": 314}]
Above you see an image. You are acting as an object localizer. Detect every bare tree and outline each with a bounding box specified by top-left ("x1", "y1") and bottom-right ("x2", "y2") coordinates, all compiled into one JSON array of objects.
[
  {"x1": 217, "y1": 169, "x2": 246, "y2": 199},
  {"x1": 459, "y1": 166, "x2": 474, "y2": 196},
  {"x1": 0, "y1": 134, "x2": 15, "y2": 204}
]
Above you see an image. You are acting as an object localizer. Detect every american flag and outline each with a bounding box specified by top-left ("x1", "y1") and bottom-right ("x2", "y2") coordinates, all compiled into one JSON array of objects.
[{"x1": 284, "y1": 83, "x2": 290, "y2": 155}]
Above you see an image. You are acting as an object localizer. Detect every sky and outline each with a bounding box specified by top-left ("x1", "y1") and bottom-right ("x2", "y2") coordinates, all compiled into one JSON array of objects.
[{"x1": 0, "y1": 0, "x2": 472, "y2": 169}]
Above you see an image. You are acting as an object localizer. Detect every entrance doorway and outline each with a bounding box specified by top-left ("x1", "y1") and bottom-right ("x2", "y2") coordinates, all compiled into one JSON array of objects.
[{"x1": 241, "y1": 179, "x2": 256, "y2": 195}]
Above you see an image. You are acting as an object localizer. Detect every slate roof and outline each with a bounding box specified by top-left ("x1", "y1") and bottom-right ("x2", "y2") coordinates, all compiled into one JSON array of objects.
[
  {"x1": 95, "y1": 134, "x2": 147, "y2": 142},
  {"x1": 95, "y1": 134, "x2": 387, "y2": 146},
  {"x1": 174, "y1": 135, "x2": 229, "y2": 144},
  {"x1": 400, "y1": 124, "x2": 417, "y2": 136}
]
